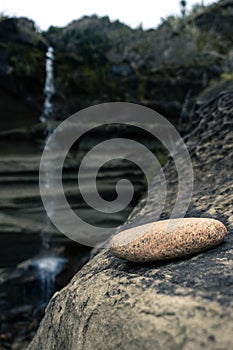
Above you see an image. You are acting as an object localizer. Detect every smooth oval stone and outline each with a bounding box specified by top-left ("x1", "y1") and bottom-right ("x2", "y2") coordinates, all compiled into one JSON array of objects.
[{"x1": 109, "y1": 218, "x2": 227, "y2": 262}]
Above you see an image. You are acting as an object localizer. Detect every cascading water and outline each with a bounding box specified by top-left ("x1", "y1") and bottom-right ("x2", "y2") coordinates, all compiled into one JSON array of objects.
[
  {"x1": 32, "y1": 46, "x2": 66, "y2": 305},
  {"x1": 40, "y1": 46, "x2": 56, "y2": 249},
  {"x1": 31, "y1": 256, "x2": 66, "y2": 305},
  {"x1": 40, "y1": 46, "x2": 55, "y2": 124}
]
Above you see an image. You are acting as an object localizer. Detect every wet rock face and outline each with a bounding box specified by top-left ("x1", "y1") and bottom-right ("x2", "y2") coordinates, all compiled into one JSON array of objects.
[{"x1": 27, "y1": 89, "x2": 233, "y2": 350}]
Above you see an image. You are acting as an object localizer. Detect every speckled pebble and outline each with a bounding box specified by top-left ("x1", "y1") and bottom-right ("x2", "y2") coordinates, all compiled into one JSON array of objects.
[{"x1": 109, "y1": 218, "x2": 227, "y2": 262}]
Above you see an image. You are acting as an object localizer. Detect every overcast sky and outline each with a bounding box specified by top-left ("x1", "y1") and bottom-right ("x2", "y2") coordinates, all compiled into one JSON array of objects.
[{"x1": 1, "y1": 0, "x2": 216, "y2": 30}]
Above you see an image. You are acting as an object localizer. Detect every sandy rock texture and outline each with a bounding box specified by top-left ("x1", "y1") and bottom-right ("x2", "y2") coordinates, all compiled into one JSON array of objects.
[
  {"x1": 110, "y1": 218, "x2": 227, "y2": 262},
  {"x1": 27, "y1": 90, "x2": 233, "y2": 350}
]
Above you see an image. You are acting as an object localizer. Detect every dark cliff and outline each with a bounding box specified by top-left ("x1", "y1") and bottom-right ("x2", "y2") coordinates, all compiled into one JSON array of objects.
[
  {"x1": 1, "y1": 0, "x2": 233, "y2": 128},
  {"x1": 44, "y1": 0, "x2": 233, "y2": 123},
  {"x1": 0, "y1": 17, "x2": 48, "y2": 130}
]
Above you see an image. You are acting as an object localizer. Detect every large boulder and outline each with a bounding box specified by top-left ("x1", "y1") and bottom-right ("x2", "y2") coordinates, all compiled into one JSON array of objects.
[{"x1": 27, "y1": 89, "x2": 233, "y2": 350}]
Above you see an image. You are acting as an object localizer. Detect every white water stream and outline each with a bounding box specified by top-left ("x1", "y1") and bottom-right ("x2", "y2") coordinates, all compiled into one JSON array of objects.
[{"x1": 33, "y1": 47, "x2": 66, "y2": 305}]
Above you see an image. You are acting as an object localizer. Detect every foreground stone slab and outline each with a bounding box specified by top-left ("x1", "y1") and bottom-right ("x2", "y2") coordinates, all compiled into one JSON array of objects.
[{"x1": 109, "y1": 218, "x2": 227, "y2": 262}]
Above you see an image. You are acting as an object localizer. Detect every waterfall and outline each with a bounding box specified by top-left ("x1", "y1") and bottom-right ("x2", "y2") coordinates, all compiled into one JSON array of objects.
[
  {"x1": 33, "y1": 47, "x2": 66, "y2": 306},
  {"x1": 31, "y1": 257, "x2": 66, "y2": 305},
  {"x1": 40, "y1": 46, "x2": 55, "y2": 124},
  {"x1": 40, "y1": 46, "x2": 56, "y2": 249}
]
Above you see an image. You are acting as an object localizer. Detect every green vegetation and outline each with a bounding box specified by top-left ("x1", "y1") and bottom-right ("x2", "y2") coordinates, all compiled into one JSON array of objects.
[{"x1": 221, "y1": 72, "x2": 233, "y2": 81}]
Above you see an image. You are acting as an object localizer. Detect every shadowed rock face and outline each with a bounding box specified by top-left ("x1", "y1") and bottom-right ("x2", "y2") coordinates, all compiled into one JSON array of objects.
[
  {"x1": 27, "y1": 90, "x2": 233, "y2": 350},
  {"x1": 0, "y1": 17, "x2": 48, "y2": 131}
]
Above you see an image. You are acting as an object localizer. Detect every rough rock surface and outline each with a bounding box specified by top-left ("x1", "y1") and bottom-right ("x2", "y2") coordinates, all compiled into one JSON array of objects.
[{"x1": 27, "y1": 89, "x2": 233, "y2": 350}]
